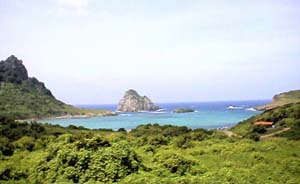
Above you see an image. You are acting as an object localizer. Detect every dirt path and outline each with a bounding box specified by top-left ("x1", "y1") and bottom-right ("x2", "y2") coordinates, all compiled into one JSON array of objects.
[
  {"x1": 221, "y1": 128, "x2": 291, "y2": 140},
  {"x1": 260, "y1": 128, "x2": 291, "y2": 140}
]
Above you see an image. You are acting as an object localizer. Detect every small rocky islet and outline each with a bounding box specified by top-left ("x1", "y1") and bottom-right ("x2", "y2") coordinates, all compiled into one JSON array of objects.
[
  {"x1": 117, "y1": 89, "x2": 159, "y2": 112},
  {"x1": 173, "y1": 108, "x2": 196, "y2": 113}
]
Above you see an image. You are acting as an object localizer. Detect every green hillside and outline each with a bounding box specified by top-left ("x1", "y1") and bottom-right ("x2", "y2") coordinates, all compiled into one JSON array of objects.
[
  {"x1": 231, "y1": 102, "x2": 300, "y2": 139},
  {"x1": 0, "y1": 55, "x2": 113, "y2": 119},
  {"x1": 256, "y1": 90, "x2": 300, "y2": 110}
]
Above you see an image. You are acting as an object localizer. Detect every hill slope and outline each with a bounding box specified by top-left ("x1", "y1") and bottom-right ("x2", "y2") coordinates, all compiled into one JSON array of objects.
[
  {"x1": 231, "y1": 102, "x2": 300, "y2": 139},
  {"x1": 0, "y1": 55, "x2": 114, "y2": 119},
  {"x1": 256, "y1": 90, "x2": 300, "y2": 110}
]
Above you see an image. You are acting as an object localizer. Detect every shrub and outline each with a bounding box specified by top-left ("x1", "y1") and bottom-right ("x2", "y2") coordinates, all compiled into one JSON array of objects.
[
  {"x1": 147, "y1": 135, "x2": 168, "y2": 146},
  {"x1": 174, "y1": 135, "x2": 193, "y2": 149},
  {"x1": 191, "y1": 128, "x2": 209, "y2": 141},
  {"x1": 157, "y1": 153, "x2": 193, "y2": 175},
  {"x1": 14, "y1": 136, "x2": 35, "y2": 151},
  {"x1": 0, "y1": 137, "x2": 14, "y2": 156},
  {"x1": 246, "y1": 133, "x2": 260, "y2": 141},
  {"x1": 33, "y1": 138, "x2": 141, "y2": 183},
  {"x1": 252, "y1": 125, "x2": 267, "y2": 134},
  {"x1": 75, "y1": 136, "x2": 111, "y2": 150}
]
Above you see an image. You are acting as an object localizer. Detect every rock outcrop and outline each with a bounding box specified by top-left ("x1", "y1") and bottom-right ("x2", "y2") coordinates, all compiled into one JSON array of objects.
[
  {"x1": 117, "y1": 89, "x2": 159, "y2": 112},
  {"x1": 255, "y1": 90, "x2": 300, "y2": 110},
  {"x1": 0, "y1": 55, "x2": 28, "y2": 83},
  {"x1": 0, "y1": 55, "x2": 54, "y2": 97}
]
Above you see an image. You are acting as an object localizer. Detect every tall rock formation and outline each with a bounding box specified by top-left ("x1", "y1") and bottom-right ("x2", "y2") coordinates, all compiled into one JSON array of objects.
[
  {"x1": 0, "y1": 55, "x2": 28, "y2": 83},
  {"x1": 117, "y1": 89, "x2": 159, "y2": 112}
]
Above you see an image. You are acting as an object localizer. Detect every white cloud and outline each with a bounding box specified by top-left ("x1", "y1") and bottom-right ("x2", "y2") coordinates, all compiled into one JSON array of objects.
[{"x1": 57, "y1": 0, "x2": 90, "y2": 16}]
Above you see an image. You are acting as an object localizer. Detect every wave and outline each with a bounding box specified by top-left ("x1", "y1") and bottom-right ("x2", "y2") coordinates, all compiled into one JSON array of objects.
[
  {"x1": 227, "y1": 105, "x2": 243, "y2": 110},
  {"x1": 119, "y1": 114, "x2": 131, "y2": 116},
  {"x1": 245, "y1": 108, "x2": 257, "y2": 112},
  {"x1": 148, "y1": 111, "x2": 167, "y2": 114}
]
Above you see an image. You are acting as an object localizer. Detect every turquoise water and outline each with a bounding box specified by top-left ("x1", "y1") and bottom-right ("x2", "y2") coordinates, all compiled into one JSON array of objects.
[{"x1": 41, "y1": 100, "x2": 269, "y2": 130}]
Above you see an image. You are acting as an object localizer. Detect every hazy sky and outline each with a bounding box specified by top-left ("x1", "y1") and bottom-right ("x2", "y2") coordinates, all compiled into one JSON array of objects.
[{"x1": 0, "y1": 0, "x2": 299, "y2": 104}]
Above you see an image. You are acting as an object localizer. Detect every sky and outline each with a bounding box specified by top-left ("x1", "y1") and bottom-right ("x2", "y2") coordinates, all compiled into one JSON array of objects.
[{"x1": 0, "y1": 0, "x2": 300, "y2": 104}]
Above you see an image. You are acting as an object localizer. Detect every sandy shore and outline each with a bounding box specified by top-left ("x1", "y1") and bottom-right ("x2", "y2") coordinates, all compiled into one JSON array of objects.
[{"x1": 16, "y1": 111, "x2": 118, "y2": 122}]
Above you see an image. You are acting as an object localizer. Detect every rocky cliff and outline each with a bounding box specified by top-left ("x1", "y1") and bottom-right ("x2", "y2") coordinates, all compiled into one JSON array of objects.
[
  {"x1": 255, "y1": 90, "x2": 300, "y2": 110},
  {"x1": 117, "y1": 89, "x2": 159, "y2": 112},
  {"x1": 0, "y1": 55, "x2": 29, "y2": 83},
  {"x1": 0, "y1": 55, "x2": 54, "y2": 97}
]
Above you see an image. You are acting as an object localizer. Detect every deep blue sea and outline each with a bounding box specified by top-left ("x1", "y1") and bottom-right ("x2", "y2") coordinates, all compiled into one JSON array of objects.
[{"x1": 41, "y1": 100, "x2": 270, "y2": 130}]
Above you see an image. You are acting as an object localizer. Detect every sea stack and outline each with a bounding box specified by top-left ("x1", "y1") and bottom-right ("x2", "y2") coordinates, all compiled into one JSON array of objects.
[{"x1": 117, "y1": 89, "x2": 159, "y2": 112}]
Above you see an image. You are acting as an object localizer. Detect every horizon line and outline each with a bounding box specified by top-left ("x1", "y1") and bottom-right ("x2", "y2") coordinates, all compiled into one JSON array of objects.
[{"x1": 73, "y1": 99, "x2": 271, "y2": 106}]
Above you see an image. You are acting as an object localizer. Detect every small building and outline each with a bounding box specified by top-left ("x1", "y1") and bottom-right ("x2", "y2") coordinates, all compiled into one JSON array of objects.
[{"x1": 254, "y1": 121, "x2": 274, "y2": 128}]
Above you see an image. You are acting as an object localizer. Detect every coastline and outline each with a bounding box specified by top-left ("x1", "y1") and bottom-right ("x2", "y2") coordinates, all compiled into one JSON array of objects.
[
  {"x1": 32, "y1": 101, "x2": 263, "y2": 130},
  {"x1": 16, "y1": 111, "x2": 118, "y2": 122}
]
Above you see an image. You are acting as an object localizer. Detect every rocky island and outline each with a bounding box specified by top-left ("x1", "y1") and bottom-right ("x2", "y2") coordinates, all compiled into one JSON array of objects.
[{"x1": 117, "y1": 89, "x2": 159, "y2": 112}]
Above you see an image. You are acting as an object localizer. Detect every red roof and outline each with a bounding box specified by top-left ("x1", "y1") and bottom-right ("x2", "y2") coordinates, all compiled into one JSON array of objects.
[{"x1": 254, "y1": 122, "x2": 273, "y2": 125}]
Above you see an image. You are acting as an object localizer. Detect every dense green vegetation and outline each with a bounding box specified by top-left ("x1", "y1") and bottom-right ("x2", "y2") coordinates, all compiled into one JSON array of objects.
[
  {"x1": 231, "y1": 102, "x2": 300, "y2": 140},
  {"x1": 1, "y1": 117, "x2": 300, "y2": 183},
  {"x1": 0, "y1": 55, "x2": 111, "y2": 119}
]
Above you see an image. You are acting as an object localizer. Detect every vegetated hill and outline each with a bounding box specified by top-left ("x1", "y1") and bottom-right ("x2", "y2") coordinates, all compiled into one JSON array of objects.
[
  {"x1": 256, "y1": 90, "x2": 300, "y2": 110},
  {"x1": 1, "y1": 117, "x2": 300, "y2": 183},
  {"x1": 0, "y1": 55, "x2": 113, "y2": 119},
  {"x1": 231, "y1": 102, "x2": 300, "y2": 139}
]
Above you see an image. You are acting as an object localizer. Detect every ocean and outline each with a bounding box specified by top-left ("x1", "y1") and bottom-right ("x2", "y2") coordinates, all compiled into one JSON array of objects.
[{"x1": 41, "y1": 100, "x2": 270, "y2": 130}]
